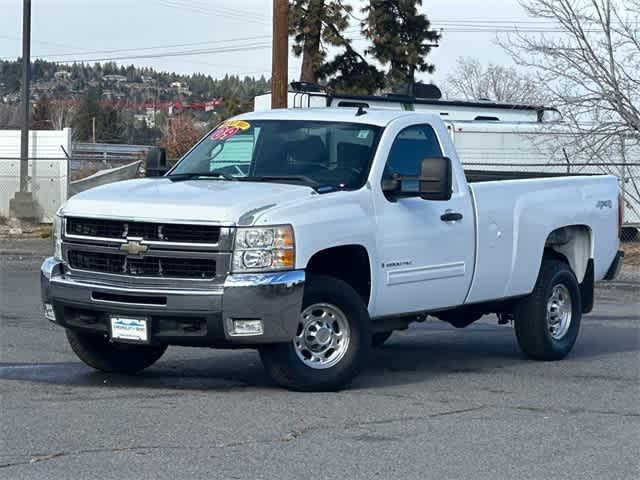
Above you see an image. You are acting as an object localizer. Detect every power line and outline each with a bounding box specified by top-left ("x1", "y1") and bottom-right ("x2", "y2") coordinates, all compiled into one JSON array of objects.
[
  {"x1": 166, "y1": 0, "x2": 268, "y2": 23},
  {"x1": 435, "y1": 27, "x2": 601, "y2": 33},
  {"x1": 154, "y1": 0, "x2": 269, "y2": 25},
  {"x1": 41, "y1": 42, "x2": 274, "y2": 64},
  {"x1": 0, "y1": 15, "x2": 598, "y2": 65},
  {"x1": 27, "y1": 35, "x2": 273, "y2": 59},
  {"x1": 2, "y1": 27, "x2": 365, "y2": 64},
  {"x1": 25, "y1": 26, "x2": 362, "y2": 60},
  {"x1": 156, "y1": 0, "x2": 265, "y2": 21},
  {"x1": 2, "y1": 17, "x2": 587, "y2": 62}
]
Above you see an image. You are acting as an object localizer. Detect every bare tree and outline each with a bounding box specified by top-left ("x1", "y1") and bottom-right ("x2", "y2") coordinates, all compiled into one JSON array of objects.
[
  {"x1": 500, "y1": 0, "x2": 640, "y2": 221},
  {"x1": 501, "y1": 0, "x2": 639, "y2": 136},
  {"x1": 443, "y1": 57, "x2": 546, "y2": 104},
  {"x1": 48, "y1": 99, "x2": 78, "y2": 131}
]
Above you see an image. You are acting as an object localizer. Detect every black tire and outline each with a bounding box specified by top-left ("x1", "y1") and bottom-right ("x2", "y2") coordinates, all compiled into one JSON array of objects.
[
  {"x1": 372, "y1": 331, "x2": 392, "y2": 348},
  {"x1": 66, "y1": 329, "x2": 167, "y2": 374},
  {"x1": 259, "y1": 275, "x2": 372, "y2": 391},
  {"x1": 514, "y1": 260, "x2": 582, "y2": 360}
]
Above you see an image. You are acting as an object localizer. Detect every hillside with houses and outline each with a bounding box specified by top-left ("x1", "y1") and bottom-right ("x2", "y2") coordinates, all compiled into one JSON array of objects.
[
  {"x1": 0, "y1": 59, "x2": 269, "y2": 106},
  {"x1": 0, "y1": 60, "x2": 269, "y2": 146}
]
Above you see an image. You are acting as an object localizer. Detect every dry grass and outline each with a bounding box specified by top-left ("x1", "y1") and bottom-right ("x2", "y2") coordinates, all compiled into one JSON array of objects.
[
  {"x1": 0, "y1": 222, "x2": 51, "y2": 240},
  {"x1": 621, "y1": 242, "x2": 640, "y2": 266}
]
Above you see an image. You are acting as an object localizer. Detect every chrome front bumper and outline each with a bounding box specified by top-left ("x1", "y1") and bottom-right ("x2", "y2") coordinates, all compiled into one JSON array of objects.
[{"x1": 40, "y1": 257, "x2": 305, "y2": 346}]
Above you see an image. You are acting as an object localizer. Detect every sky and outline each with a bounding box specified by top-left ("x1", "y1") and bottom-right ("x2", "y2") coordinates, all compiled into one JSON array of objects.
[{"x1": 0, "y1": 0, "x2": 532, "y2": 87}]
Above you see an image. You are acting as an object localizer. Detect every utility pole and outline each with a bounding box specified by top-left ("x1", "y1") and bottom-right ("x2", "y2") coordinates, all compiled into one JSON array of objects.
[
  {"x1": 92, "y1": 116, "x2": 96, "y2": 143},
  {"x1": 10, "y1": 0, "x2": 38, "y2": 220},
  {"x1": 271, "y1": 0, "x2": 288, "y2": 109},
  {"x1": 19, "y1": 0, "x2": 31, "y2": 192}
]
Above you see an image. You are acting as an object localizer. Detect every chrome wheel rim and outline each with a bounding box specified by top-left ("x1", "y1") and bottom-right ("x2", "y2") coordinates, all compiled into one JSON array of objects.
[
  {"x1": 294, "y1": 303, "x2": 351, "y2": 370},
  {"x1": 547, "y1": 284, "x2": 572, "y2": 340}
]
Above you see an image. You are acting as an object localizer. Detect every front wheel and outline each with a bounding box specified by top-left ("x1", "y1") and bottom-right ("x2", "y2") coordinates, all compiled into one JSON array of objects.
[
  {"x1": 259, "y1": 275, "x2": 372, "y2": 391},
  {"x1": 514, "y1": 260, "x2": 582, "y2": 360},
  {"x1": 66, "y1": 329, "x2": 167, "y2": 374}
]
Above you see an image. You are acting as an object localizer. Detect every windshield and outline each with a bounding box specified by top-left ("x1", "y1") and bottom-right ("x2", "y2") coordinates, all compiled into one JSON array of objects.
[{"x1": 169, "y1": 120, "x2": 382, "y2": 190}]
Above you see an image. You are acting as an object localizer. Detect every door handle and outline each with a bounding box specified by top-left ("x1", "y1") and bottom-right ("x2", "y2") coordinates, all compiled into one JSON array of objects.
[{"x1": 441, "y1": 211, "x2": 463, "y2": 222}]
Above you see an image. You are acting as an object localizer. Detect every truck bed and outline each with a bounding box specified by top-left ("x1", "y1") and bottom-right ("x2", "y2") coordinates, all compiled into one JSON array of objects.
[
  {"x1": 464, "y1": 174, "x2": 619, "y2": 305},
  {"x1": 465, "y1": 169, "x2": 592, "y2": 183}
]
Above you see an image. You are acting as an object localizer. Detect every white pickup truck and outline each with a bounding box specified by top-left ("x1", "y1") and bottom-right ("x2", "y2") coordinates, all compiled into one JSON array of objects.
[{"x1": 41, "y1": 108, "x2": 624, "y2": 391}]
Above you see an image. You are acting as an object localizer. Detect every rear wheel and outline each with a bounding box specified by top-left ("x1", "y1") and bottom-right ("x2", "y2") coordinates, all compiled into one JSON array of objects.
[
  {"x1": 66, "y1": 329, "x2": 167, "y2": 374},
  {"x1": 259, "y1": 275, "x2": 371, "y2": 391},
  {"x1": 514, "y1": 260, "x2": 582, "y2": 360}
]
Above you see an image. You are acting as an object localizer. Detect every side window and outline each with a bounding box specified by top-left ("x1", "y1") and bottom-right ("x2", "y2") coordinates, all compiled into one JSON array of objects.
[{"x1": 385, "y1": 124, "x2": 443, "y2": 177}]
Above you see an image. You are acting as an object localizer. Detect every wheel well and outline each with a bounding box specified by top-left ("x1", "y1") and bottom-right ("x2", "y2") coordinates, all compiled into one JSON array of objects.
[
  {"x1": 544, "y1": 225, "x2": 592, "y2": 283},
  {"x1": 306, "y1": 245, "x2": 371, "y2": 305}
]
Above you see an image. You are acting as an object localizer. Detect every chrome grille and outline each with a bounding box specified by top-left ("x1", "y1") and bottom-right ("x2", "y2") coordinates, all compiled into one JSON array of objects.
[
  {"x1": 66, "y1": 217, "x2": 221, "y2": 244},
  {"x1": 68, "y1": 250, "x2": 217, "y2": 279}
]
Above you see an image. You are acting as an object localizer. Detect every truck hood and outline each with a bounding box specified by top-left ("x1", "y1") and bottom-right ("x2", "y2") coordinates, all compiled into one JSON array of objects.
[{"x1": 60, "y1": 178, "x2": 316, "y2": 225}]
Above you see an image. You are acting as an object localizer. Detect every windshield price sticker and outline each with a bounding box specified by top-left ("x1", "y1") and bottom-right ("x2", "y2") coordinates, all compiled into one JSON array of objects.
[{"x1": 211, "y1": 120, "x2": 251, "y2": 141}]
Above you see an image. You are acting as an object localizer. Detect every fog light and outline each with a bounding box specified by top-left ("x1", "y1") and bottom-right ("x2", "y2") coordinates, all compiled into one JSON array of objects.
[
  {"x1": 228, "y1": 318, "x2": 264, "y2": 336},
  {"x1": 44, "y1": 303, "x2": 56, "y2": 322}
]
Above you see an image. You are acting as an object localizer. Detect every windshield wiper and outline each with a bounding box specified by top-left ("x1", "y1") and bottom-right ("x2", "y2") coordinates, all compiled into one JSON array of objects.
[
  {"x1": 241, "y1": 175, "x2": 319, "y2": 186},
  {"x1": 240, "y1": 175, "x2": 339, "y2": 193},
  {"x1": 168, "y1": 170, "x2": 236, "y2": 182}
]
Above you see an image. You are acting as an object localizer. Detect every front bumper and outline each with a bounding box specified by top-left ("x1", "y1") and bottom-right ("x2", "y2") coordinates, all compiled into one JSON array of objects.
[{"x1": 40, "y1": 257, "x2": 305, "y2": 346}]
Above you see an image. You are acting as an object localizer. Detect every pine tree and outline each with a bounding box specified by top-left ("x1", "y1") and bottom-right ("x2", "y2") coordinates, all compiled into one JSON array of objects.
[
  {"x1": 317, "y1": 46, "x2": 385, "y2": 95},
  {"x1": 289, "y1": 0, "x2": 352, "y2": 83},
  {"x1": 73, "y1": 89, "x2": 124, "y2": 143},
  {"x1": 290, "y1": 1, "x2": 385, "y2": 94},
  {"x1": 362, "y1": 0, "x2": 440, "y2": 92}
]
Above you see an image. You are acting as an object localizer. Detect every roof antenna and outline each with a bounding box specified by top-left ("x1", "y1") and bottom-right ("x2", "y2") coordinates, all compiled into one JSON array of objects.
[{"x1": 355, "y1": 105, "x2": 367, "y2": 116}]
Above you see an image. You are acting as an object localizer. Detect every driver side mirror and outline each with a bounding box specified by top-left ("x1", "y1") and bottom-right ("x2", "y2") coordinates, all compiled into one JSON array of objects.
[
  {"x1": 419, "y1": 156, "x2": 452, "y2": 201},
  {"x1": 381, "y1": 157, "x2": 453, "y2": 201}
]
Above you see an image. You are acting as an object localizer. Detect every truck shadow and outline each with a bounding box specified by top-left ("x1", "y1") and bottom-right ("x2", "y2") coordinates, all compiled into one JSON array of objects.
[{"x1": 1, "y1": 322, "x2": 637, "y2": 392}]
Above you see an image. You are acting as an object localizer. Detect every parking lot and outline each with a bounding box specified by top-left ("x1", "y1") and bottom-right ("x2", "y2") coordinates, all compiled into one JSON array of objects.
[{"x1": 1, "y1": 238, "x2": 638, "y2": 480}]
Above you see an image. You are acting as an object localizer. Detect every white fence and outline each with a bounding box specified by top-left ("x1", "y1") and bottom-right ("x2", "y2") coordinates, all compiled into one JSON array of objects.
[{"x1": 0, "y1": 128, "x2": 71, "y2": 222}]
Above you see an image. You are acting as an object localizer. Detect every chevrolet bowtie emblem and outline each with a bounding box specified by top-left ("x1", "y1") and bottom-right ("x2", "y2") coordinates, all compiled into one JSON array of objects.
[{"x1": 120, "y1": 239, "x2": 148, "y2": 256}]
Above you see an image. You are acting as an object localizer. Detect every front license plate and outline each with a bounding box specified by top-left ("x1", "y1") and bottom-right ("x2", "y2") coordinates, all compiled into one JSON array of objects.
[{"x1": 110, "y1": 317, "x2": 149, "y2": 343}]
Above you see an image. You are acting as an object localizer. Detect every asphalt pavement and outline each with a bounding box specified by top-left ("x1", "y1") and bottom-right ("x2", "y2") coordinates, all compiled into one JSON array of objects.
[{"x1": 1, "y1": 239, "x2": 638, "y2": 480}]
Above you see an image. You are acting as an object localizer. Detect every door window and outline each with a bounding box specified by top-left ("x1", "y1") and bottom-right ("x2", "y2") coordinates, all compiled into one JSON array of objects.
[
  {"x1": 385, "y1": 124, "x2": 443, "y2": 176},
  {"x1": 384, "y1": 125, "x2": 443, "y2": 192}
]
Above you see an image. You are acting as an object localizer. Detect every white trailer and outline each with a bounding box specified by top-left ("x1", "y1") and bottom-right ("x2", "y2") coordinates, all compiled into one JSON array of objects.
[{"x1": 253, "y1": 90, "x2": 562, "y2": 123}]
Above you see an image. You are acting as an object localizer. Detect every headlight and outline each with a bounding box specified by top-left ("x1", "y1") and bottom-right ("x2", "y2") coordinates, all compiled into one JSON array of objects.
[
  {"x1": 232, "y1": 225, "x2": 294, "y2": 272},
  {"x1": 53, "y1": 215, "x2": 63, "y2": 261}
]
